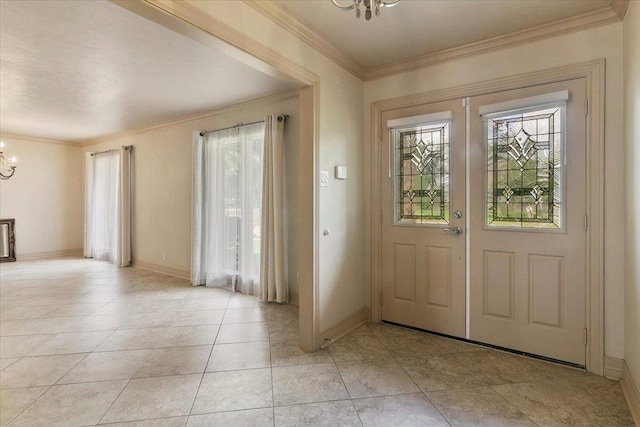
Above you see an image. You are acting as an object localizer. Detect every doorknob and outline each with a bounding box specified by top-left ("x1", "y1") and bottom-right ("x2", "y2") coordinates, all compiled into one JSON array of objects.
[{"x1": 444, "y1": 227, "x2": 462, "y2": 236}]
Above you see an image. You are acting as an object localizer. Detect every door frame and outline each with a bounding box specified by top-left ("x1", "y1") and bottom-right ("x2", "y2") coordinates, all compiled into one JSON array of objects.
[{"x1": 370, "y1": 59, "x2": 605, "y2": 375}]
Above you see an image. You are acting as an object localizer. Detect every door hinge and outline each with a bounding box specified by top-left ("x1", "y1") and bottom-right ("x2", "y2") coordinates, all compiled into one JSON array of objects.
[
  {"x1": 584, "y1": 214, "x2": 588, "y2": 231},
  {"x1": 584, "y1": 328, "x2": 588, "y2": 345},
  {"x1": 379, "y1": 291, "x2": 383, "y2": 305},
  {"x1": 585, "y1": 99, "x2": 589, "y2": 116},
  {"x1": 379, "y1": 210, "x2": 383, "y2": 224}
]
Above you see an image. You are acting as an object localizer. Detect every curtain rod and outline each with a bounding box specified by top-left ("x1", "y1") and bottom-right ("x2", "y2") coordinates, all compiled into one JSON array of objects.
[
  {"x1": 90, "y1": 145, "x2": 132, "y2": 156},
  {"x1": 199, "y1": 114, "x2": 289, "y2": 137}
]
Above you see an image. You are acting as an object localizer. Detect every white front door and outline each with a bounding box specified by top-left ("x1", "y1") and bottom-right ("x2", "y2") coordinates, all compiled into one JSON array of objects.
[
  {"x1": 379, "y1": 98, "x2": 466, "y2": 338},
  {"x1": 468, "y1": 79, "x2": 587, "y2": 365},
  {"x1": 378, "y1": 78, "x2": 588, "y2": 365}
]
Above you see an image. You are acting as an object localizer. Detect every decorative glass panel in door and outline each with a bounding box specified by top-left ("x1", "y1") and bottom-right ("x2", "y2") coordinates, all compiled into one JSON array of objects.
[
  {"x1": 394, "y1": 121, "x2": 450, "y2": 225},
  {"x1": 485, "y1": 105, "x2": 564, "y2": 229}
]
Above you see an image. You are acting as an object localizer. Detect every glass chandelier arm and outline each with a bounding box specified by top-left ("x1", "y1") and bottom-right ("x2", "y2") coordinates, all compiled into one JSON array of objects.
[
  {"x1": 378, "y1": 0, "x2": 400, "y2": 7},
  {"x1": 331, "y1": 0, "x2": 358, "y2": 10}
]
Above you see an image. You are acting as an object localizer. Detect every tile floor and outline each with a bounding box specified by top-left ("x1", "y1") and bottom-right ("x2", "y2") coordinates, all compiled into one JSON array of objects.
[{"x1": 0, "y1": 257, "x2": 635, "y2": 426}]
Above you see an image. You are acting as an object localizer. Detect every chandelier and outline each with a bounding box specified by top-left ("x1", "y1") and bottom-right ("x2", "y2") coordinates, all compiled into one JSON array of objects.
[
  {"x1": 0, "y1": 142, "x2": 17, "y2": 180},
  {"x1": 331, "y1": 0, "x2": 399, "y2": 20}
]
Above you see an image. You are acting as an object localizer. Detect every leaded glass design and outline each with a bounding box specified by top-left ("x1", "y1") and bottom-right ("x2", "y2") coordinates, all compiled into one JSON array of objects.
[
  {"x1": 486, "y1": 106, "x2": 563, "y2": 229},
  {"x1": 395, "y1": 122, "x2": 450, "y2": 224}
]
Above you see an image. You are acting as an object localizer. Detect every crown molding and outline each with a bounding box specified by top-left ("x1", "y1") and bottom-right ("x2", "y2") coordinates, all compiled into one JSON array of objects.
[
  {"x1": 81, "y1": 90, "x2": 300, "y2": 147},
  {"x1": 364, "y1": 6, "x2": 622, "y2": 80},
  {"x1": 247, "y1": 1, "x2": 624, "y2": 82},
  {"x1": 0, "y1": 133, "x2": 81, "y2": 147},
  {"x1": 611, "y1": 0, "x2": 630, "y2": 20},
  {"x1": 243, "y1": 0, "x2": 365, "y2": 80}
]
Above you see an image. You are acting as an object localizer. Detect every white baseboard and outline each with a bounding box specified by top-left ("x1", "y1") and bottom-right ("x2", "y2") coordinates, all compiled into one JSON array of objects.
[
  {"x1": 621, "y1": 360, "x2": 640, "y2": 426},
  {"x1": 132, "y1": 260, "x2": 190, "y2": 280},
  {"x1": 319, "y1": 306, "x2": 371, "y2": 346},
  {"x1": 17, "y1": 248, "x2": 83, "y2": 260},
  {"x1": 604, "y1": 355, "x2": 624, "y2": 380}
]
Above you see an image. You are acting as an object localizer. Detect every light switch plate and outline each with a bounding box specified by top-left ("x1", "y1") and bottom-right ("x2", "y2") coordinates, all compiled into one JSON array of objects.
[
  {"x1": 335, "y1": 166, "x2": 347, "y2": 179},
  {"x1": 320, "y1": 170, "x2": 329, "y2": 187}
]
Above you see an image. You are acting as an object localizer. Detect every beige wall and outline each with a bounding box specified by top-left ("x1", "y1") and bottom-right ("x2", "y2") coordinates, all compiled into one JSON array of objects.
[
  {"x1": 364, "y1": 23, "x2": 626, "y2": 360},
  {"x1": 0, "y1": 135, "x2": 83, "y2": 258},
  {"x1": 84, "y1": 94, "x2": 301, "y2": 299},
  {"x1": 624, "y1": 0, "x2": 640, "y2": 389}
]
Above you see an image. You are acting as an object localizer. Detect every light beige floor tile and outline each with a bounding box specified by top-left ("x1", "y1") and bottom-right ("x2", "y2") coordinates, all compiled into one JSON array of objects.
[
  {"x1": 28, "y1": 330, "x2": 113, "y2": 356},
  {"x1": 426, "y1": 387, "x2": 537, "y2": 426},
  {"x1": 353, "y1": 393, "x2": 449, "y2": 427},
  {"x1": 91, "y1": 303, "x2": 141, "y2": 317},
  {"x1": 222, "y1": 308, "x2": 268, "y2": 324},
  {"x1": 269, "y1": 325, "x2": 299, "y2": 344},
  {"x1": 133, "y1": 345, "x2": 211, "y2": 377},
  {"x1": 43, "y1": 303, "x2": 106, "y2": 318},
  {"x1": 0, "y1": 320, "x2": 22, "y2": 336},
  {"x1": 493, "y1": 375, "x2": 634, "y2": 426},
  {"x1": 136, "y1": 299, "x2": 228, "y2": 314},
  {"x1": 430, "y1": 335, "x2": 483, "y2": 353},
  {"x1": 376, "y1": 333, "x2": 446, "y2": 356},
  {"x1": 215, "y1": 322, "x2": 269, "y2": 343},
  {"x1": 191, "y1": 369, "x2": 273, "y2": 414},
  {"x1": 9, "y1": 380, "x2": 127, "y2": 427},
  {"x1": 270, "y1": 341, "x2": 333, "y2": 367},
  {"x1": 4, "y1": 317, "x2": 83, "y2": 336},
  {"x1": 274, "y1": 400, "x2": 361, "y2": 427},
  {"x1": 272, "y1": 363, "x2": 349, "y2": 406},
  {"x1": 397, "y1": 354, "x2": 489, "y2": 392},
  {"x1": 206, "y1": 341, "x2": 270, "y2": 371},
  {"x1": 0, "y1": 354, "x2": 86, "y2": 389},
  {"x1": 187, "y1": 408, "x2": 273, "y2": 427},
  {"x1": 0, "y1": 334, "x2": 54, "y2": 358},
  {"x1": 466, "y1": 350, "x2": 568, "y2": 385},
  {"x1": 0, "y1": 386, "x2": 48, "y2": 426},
  {"x1": 64, "y1": 314, "x2": 129, "y2": 332},
  {"x1": 72, "y1": 292, "x2": 120, "y2": 304},
  {"x1": 182, "y1": 298, "x2": 231, "y2": 311},
  {"x1": 100, "y1": 416, "x2": 187, "y2": 427},
  {"x1": 120, "y1": 312, "x2": 186, "y2": 329},
  {"x1": 336, "y1": 359, "x2": 419, "y2": 398},
  {"x1": 0, "y1": 358, "x2": 18, "y2": 371},
  {"x1": 59, "y1": 349, "x2": 154, "y2": 383},
  {"x1": 524, "y1": 357, "x2": 589, "y2": 381},
  {"x1": 328, "y1": 328, "x2": 392, "y2": 362},
  {"x1": 100, "y1": 374, "x2": 202, "y2": 424},
  {"x1": 1, "y1": 258, "x2": 633, "y2": 427},
  {"x1": 227, "y1": 293, "x2": 262, "y2": 309},
  {"x1": 95, "y1": 325, "x2": 219, "y2": 351},
  {"x1": 0, "y1": 305, "x2": 57, "y2": 320},
  {"x1": 171, "y1": 309, "x2": 225, "y2": 327}
]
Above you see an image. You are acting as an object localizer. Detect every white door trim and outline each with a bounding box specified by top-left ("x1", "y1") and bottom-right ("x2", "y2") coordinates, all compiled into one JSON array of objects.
[{"x1": 370, "y1": 59, "x2": 605, "y2": 375}]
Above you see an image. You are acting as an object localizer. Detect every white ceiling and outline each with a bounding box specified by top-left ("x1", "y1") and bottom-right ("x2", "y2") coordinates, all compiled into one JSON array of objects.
[
  {"x1": 275, "y1": 0, "x2": 612, "y2": 69},
  {"x1": 0, "y1": 0, "x2": 298, "y2": 142}
]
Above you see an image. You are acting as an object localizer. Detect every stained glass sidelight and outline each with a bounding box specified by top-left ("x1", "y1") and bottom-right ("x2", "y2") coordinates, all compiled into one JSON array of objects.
[
  {"x1": 395, "y1": 122, "x2": 450, "y2": 224},
  {"x1": 486, "y1": 106, "x2": 563, "y2": 229}
]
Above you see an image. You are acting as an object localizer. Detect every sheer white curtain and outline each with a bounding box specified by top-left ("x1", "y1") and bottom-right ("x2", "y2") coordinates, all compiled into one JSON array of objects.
[
  {"x1": 260, "y1": 115, "x2": 287, "y2": 303},
  {"x1": 84, "y1": 147, "x2": 132, "y2": 267},
  {"x1": 192, "y1": 123, "x2": 265, "y2": 295}
]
